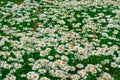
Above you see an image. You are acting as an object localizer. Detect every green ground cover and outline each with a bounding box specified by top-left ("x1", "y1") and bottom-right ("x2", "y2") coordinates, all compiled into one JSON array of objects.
[{"x1": 0, "y1": 0, "x2": 120, "y2": 80}]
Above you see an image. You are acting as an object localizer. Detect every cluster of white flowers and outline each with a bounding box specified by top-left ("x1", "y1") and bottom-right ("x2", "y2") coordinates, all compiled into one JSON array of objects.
[{"x1": 0, "y1": 0, "x2": 120, "y2": 80}]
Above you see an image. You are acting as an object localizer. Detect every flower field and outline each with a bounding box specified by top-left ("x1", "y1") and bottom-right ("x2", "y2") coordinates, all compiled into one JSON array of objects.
[{"x1": 0, "y1": 0, "x2": 120, "y2": 80}]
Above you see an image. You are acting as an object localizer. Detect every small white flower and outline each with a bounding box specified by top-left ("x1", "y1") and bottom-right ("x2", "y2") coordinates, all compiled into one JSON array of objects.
[
  {"x1": 76, "y1": 64, "x2": 84, "y2": 68},
  {"x1": 10, "y1": 75, "x2": 16, "y2": 80},
  {"x1": 111, "y1": 62, "x2": 118, "y2": 68},
  {"x1": 14, "y1": 63, "x2": 22, "y2": 69},
  {"x1": 40, "y1": 77, "x2": 50, "y2": 80},
  {"x1": 38, "y1": 69, "x2": 46, "y2": 74},
  {"x1": 113, "y1": 30, "x2": 119, "y2": 35},
  {"x1": 61, "y1": 55, "x2": 69, "y2": 61},
  {"x1": 27, "y1": 72, "x2": 39, "y2": 80}
]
